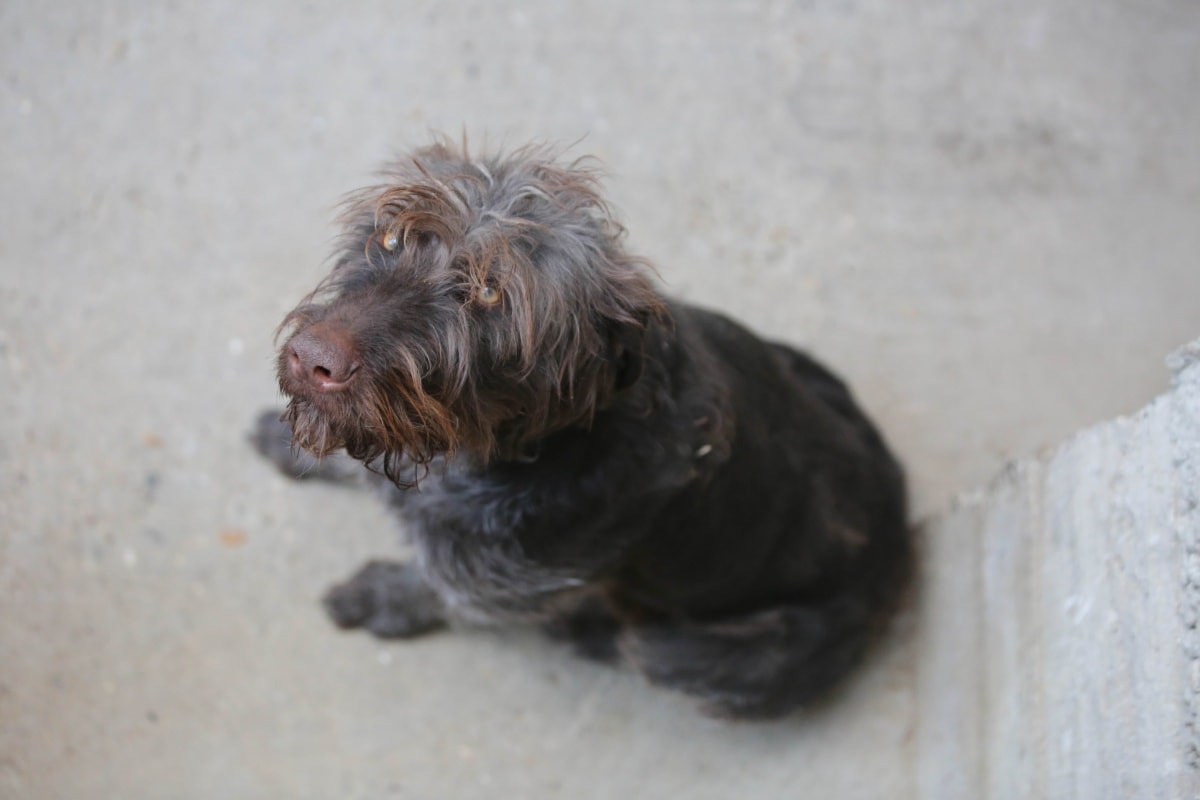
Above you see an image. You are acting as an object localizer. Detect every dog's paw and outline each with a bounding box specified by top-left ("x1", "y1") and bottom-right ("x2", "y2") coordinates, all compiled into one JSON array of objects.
[
  {"x1": 249, "y1": 408, "x2": 359, "y2": 482},
  {"x1": 249, "y1": 409, "x2": 307, "y2": 475},
  {"x1": 322, "y1": 560, "x2": 447, "y2": 639}
]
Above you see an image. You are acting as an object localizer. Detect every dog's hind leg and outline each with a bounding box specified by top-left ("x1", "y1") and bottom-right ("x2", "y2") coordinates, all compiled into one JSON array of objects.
[
  {"x1": 624, "y1": 597, "x2": 873, "y2": 719},
  {"x1": 543, "y1": 594, "x2": 623, "y2": 663}
]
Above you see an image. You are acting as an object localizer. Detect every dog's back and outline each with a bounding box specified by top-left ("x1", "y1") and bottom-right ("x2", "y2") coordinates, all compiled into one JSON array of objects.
[{"x1": 602, "y1": 304, "x2": 910, "y2": 717}]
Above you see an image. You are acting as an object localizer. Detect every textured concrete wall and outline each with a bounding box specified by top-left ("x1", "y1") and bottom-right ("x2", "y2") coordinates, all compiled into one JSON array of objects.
[{"x1": 917, "y1": 339, "x2": 1200, "y2": 799}]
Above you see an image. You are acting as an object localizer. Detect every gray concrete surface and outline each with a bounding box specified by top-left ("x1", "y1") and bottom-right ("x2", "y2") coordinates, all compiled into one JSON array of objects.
[
  {"x1": 1, "y1": 1, "x2": 1198, "y2": 797},
  {"x1": 918, "y1": 339, "x2": 1200, "y2": 800}
]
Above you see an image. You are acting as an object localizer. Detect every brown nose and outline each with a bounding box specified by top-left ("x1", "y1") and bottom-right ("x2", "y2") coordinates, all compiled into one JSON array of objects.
[{"x1": 286, "y1": 321, "x2": 360, "y2": 392}]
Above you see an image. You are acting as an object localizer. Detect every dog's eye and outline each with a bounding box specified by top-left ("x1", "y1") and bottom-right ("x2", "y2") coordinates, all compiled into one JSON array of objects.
[
  {"x1": 478, "y1": 286, "x2": 501, "y2": 306},
  {"x1": 381, "y1": 231, "x2": 400, "y2": 252}
]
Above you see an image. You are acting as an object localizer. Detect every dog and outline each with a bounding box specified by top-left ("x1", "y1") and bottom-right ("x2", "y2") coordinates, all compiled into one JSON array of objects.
[{"x1": 254, "y1": 139, "x2": 911, "y2": 719}]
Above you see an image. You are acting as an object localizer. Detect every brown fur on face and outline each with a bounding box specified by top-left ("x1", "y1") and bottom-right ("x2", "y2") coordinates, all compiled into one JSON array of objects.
[{"x1": 276, "y1": 140, "x2": 666, "y2": 484}]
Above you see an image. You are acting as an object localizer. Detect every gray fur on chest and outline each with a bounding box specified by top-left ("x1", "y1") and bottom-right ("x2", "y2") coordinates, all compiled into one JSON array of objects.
[{"x1": 382, "y1": 474, "x2": 587, "y2": 623}]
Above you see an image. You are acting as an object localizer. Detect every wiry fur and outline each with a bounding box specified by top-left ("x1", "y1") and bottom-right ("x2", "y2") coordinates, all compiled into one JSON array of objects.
[{"x1": 256, "y1": 139, "x2": 912, "y2": 718}]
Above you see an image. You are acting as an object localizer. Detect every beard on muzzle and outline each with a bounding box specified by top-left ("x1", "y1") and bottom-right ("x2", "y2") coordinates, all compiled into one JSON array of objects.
[
  {"x1": 283, "y1": 384, "x2": 462, "y2": 482},
  {"x1": 284, "y1": 396, "x2": 355, "y2": 459}
]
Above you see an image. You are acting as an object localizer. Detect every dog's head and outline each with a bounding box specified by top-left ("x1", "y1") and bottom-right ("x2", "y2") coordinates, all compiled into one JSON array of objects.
[{"x1": 276, "y1": 140, "x2": 665, "y2": 483}]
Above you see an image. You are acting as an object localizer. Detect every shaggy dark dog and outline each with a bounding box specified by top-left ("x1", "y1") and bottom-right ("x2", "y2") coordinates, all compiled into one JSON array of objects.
[{"x1": 254, "y1": 140, "x2": 911, "y2": 718}]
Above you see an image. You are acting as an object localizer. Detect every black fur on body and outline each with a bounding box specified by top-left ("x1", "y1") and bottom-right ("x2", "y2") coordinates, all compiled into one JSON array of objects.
[{"x1": 256, "y1": 139, "x2": 911, "y2": 719}]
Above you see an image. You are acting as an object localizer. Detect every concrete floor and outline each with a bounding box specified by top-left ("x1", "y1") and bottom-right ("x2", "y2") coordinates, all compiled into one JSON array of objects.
[{"x1": 1, "y1": 1, "x2": 1198, "y2": 797}]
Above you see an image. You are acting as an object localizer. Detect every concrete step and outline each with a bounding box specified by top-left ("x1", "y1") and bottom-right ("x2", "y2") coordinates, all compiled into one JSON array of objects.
[{"x1": 916, "y1": 339, "x2": 1200, "y2": 799}]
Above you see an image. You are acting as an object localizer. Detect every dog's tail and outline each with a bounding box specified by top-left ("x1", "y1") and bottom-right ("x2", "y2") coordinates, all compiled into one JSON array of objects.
[{"x1": 623, "y1": 590, "x2": 892, "y2": 719}]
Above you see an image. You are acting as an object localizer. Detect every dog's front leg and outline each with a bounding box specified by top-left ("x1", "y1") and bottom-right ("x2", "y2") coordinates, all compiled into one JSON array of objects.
[{"x1": 322, "y1": 560, "x2": 447, "y2": 639}]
